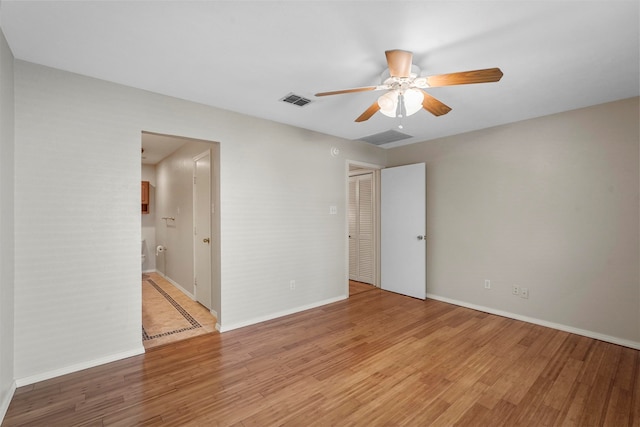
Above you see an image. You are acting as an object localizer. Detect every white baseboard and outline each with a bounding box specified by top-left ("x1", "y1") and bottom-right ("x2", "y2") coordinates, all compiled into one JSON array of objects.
[
  {"x1": 0, "y1": 381, "x2": 17, "y2": 424},
  {"x1": 219, "y1": 295, "x2": 347, "y2": 333},
  {"x1": 155, "y1": 271, "x2": 195, "y2": 300},
  {"x1": 15, "y1": 346, "x2": 145, "y2": 388},
  {"x1": 426, "y1": 293, "x2": 640, "y2": 351}
]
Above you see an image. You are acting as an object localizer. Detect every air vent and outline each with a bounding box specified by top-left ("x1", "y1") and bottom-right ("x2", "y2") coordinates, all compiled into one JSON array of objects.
[
  {"x1": 280, "y1": 93, "x2": 312, "y2": 107},
  {"x1": 358, "y1": 129, "x2": 412, "y2": 146}
]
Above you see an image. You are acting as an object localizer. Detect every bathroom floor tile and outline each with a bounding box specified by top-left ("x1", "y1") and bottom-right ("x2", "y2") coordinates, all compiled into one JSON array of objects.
[{"x1": 142, "y1": 272, "x2": 217, "y2": 349}]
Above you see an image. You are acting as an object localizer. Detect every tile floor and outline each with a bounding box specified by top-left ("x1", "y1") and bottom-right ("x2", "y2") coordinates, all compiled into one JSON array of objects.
[
  {"x1": 141, "y1": 276, "x2": 371, "y2": 349},
  {"x1": 142, "y1": 272, "x2": 217, "y2": 349}
]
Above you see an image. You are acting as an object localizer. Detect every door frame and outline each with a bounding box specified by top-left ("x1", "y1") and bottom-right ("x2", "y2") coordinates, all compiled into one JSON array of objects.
[{"x1": 345, "y1": 160, "x2": 383, "y2": 296}]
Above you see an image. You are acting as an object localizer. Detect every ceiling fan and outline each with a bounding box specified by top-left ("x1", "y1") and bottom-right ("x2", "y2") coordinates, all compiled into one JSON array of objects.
[{"x1": 315, "y1": 50, "x2": 503, "y2": 122}]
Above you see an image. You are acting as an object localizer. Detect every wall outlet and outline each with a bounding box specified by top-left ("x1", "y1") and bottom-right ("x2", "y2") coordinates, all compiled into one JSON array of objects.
[
  {"x1": 484, "y1": 279, "x2": 491, "y2": 289},
  {"x1": 289, "y1": 280, "x2": 296, "y2": 290},
  {"x1": 521, "y1": 287, "x2": 529, "y2": 299},
  {"x1": 512, "y1": 285, "x2": 520, "y2": 296}
]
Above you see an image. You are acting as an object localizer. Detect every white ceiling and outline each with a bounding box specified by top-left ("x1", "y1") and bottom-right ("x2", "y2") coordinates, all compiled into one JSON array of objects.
[{"x1": 1, "y1": 1, "x2": 638, "y2": 152}]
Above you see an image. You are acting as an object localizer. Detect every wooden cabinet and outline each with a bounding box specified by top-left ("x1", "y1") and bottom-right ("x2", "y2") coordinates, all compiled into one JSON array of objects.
[{"x1": 141, "y1": 181, "x2": 150, "y2": 214}]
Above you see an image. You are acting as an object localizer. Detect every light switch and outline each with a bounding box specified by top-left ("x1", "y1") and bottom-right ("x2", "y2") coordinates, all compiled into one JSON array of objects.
[{"x1": 329, "y1": 206, "x2": 337, "y2": 215}]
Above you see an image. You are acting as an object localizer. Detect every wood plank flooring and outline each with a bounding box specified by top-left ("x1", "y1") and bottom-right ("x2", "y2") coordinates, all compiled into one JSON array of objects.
[
  {"x1": 4, "y1": 287, "x2": 639, "y2": 426},
  {"x1": 348, "y1": 279, "x2": 377, "y2": 296}
]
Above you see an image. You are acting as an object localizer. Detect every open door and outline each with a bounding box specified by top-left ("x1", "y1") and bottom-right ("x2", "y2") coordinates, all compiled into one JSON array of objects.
[
  {"x1": 381, "y1": 163, "x2": 426, "y2": 299},
  {"x1": 193, "y1": 150, "x2": 212, "y2": 309}
]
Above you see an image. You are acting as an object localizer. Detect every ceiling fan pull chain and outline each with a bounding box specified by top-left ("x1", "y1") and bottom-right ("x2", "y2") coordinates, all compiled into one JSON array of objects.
[
  {"x1": 397, "y1": 93, "x2": 405, "y2": 129},
  {"x1": 397, "y1": 93, "x2": 404, "y2": 118}
]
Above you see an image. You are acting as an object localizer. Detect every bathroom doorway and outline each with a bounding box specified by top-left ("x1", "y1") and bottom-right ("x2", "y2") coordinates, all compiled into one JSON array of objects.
[{"x1": 141, "y1": 131, "x2": 220, "y2": 348}]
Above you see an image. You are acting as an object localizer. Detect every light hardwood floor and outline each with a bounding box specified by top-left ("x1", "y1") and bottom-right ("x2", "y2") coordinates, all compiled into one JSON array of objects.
[
  {"x1": 4, "y1": 287, "x2": 639, "y2": 426},
  {"x1": 349, "y1": 279, "x2": 377, "y2": 296}
]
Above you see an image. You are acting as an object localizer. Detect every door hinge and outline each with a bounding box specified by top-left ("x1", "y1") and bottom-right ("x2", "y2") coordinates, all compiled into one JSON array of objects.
[{"x1": 193, "y1": 176, "x2": 196, "y2": 184}]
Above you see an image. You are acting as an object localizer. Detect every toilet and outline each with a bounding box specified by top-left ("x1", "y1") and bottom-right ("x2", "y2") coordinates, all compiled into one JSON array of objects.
[{"x1": 141, "y1": 239, "x2": 146, "y2": 267}]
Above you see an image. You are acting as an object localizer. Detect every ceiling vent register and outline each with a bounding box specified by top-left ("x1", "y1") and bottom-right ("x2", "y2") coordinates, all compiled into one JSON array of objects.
[
  {"x1": 280, "y1": 93, "x2": 312, "y2": 107},
  {"x1": 358, "y1": 129, "x2": 412, "y2": 146}
]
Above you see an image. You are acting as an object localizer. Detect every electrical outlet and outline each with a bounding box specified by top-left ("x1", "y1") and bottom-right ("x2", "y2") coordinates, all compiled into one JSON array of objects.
[
  {"x1": 289, "y1": 280, "x2": 296, "y2": 290},
  {"x1": 512, "y1": 285, "x2": 520, "y2": 296},
  {"x1": 521, "y1": 287, "x2": 529, "y2": 299},
  {"x1": 484, "y1": 279, "x2": 491, "y2": 289}
]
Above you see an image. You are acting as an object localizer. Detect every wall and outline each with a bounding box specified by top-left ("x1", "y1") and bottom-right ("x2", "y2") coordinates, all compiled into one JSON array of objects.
[
  {"x1": 141, "y1": 164, "x2": 156, "y2": 273},
  {"x1": 387, "y1": 97, "x2": 640, "y2": 346},
  {"x1": 13, "y1": 60, "x2": 386, "y2": 382},
  {"x1": 154, "y1": 139, "x2": 212, "y2": 295},
  {"x1": 0, "y1": 27, "x2": 15, "y2": 420}
]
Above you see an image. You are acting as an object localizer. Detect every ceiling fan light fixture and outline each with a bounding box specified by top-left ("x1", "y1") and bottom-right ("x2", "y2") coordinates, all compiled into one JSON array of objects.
[
  {"x1": 378, "y1": 91, "x2": 399, "y2": 117},
  {"x1": 413, "y1": 76, "x2": 428, "y2": 88},
  {"x1": 316, "y1": 49, "x2": 502, "y2": 123},
  {"x1": 403, "y1": 88, "x2": 424, "y2": 116}
]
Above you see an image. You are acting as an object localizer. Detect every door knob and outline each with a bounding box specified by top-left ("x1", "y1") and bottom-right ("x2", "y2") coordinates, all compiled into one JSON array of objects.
[{"x1": 203, "y1": 238, "x2": 210, "y2": 244}]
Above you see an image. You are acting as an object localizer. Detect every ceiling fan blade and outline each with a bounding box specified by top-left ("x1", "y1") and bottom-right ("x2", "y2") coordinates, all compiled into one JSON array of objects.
[
  {"x1": 421, "y1": 91, "x2": 452, "y2": 116},
  {"x1": 315, "y1": 86, "x2": 380, "y2": 97},
  {"x1": 385, "y1": 50, "x2": 413, "y2": 78},
  {"x1": 355, "y1": 101, "x2": 381, "y2": 122},
  {"x1": 426, "y1": 68, "x2": 503, "y2": 87}
]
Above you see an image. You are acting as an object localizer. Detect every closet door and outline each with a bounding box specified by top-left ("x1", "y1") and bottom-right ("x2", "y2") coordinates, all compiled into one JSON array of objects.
[
  {"x1": 348, "y1": 178, "x2": 358, "y2": 280},
  {"x1": 349, "y1": 173, "x2": 374, "y2": 284}
]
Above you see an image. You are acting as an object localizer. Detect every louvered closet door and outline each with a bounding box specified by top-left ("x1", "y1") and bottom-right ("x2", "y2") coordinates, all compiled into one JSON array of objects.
[
  {"x1": 348, "y1": 173, "x2": 374, "y2": 284},
  {"x1": 348, "y1": 178, "x2": 358, "y2": 280}
]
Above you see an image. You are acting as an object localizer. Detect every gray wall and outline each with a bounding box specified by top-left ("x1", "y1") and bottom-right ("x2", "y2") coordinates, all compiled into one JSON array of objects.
[
  {"x1": 0, "y1": 26, "x2": 14, "y2": 419},
  {"x1": 12, "y1": 60, "x2": 386, "y2": 383},
  {"x1": 154, "y1": 139, "x2": 212, "y2": 295},
  {"x1": 387, "y1": 97, "x2": 640, "y2": 345}
]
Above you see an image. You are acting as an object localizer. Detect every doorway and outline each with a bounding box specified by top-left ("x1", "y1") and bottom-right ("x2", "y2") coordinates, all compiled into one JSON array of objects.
[
  {"x1": 347, "y1": 162, "x2": 382, "y2": 294},
  {"x1": 141, "y1": 131, "x2": 220, "y2": 348},
  {"x1": 349, "y1": 172, "x2": 374, "y2": 284},
  {"x1": 347, "y1": 161, "x2": 427, "y2": 300}
]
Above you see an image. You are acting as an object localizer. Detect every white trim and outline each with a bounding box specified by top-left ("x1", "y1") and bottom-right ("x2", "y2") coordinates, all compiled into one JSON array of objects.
[
  {"x1": 426, "y1": 293, "x2": 640, "y2": 350},
  {"x1": 211, "y1": 310, "x2": 219, "y2": 332},
  {"x1": 347, "y1": 159, "x2": 384, "y2": 171},
  {"x1": 0, "y1": 381, "x2": 17, "y2": 423},
  {"x1": 15, "y1": 346, "x2": 145, "y2": 387},
  {"x1": 156, "y1": 271, "x2": 195, "y2": 300},
  {"x1": 219, "y1": 295, "x2": 347, "y2": 332}
]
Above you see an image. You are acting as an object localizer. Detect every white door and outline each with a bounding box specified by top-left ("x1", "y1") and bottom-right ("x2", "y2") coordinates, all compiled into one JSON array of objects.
[
  {"x1": 348, "y1": 173, "x2": 375, "y2": 284},
  {"x1": 193, "y1": 151, "x2": 212, "y2": 309},
  {"x1": 381, "y1": 163, "x2": 426, "y2": 299}
]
